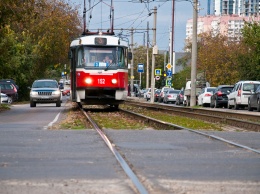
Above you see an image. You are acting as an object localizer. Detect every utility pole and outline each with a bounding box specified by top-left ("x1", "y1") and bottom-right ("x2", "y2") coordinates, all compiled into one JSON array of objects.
[
  {"x1": 170, "y1": 0, "x2": 175, "y2": 73},
  {"x1": 146, "y1": 21, "x2": 149, "y2": 89},
  {"x1": 190, "y1": 0, "x2": 198, "y2": 106},
  {"x1": 150, "y1": 6, "x2": 157, "y2": 103},
  {"x1": 130, "y1": 27, "x2": 134, "y2": 97}
]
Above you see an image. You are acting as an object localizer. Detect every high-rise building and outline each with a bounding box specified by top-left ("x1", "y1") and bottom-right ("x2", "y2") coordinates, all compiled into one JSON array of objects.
[
  {"x1": 186, "y1": 15, "x2": 260, "y2": 42},
  {"x1": 212, "y1": 0, "x2": 260, "y2": 16}
]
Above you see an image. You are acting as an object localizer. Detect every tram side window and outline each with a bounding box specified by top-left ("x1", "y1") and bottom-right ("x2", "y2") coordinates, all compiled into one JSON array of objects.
[
  {"x1": 117, "y1": 49, "x2": 125, "y2": 68},
  {"x1": 77, "y1": 48, "x2": 84, "y2": 67}
]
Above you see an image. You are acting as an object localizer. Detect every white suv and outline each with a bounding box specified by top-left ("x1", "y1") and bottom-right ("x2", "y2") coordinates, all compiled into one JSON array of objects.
[
  {"x1": 30, "y1": 79, "x2": 62, "y2": 107},
  {"x1": 228, "y1": 80, "x2": 260, "y2": 109}
]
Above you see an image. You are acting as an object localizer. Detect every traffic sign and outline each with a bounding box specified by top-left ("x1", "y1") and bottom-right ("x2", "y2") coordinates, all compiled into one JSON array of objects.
[
  {"x1": 155, "y1": 76, "x2": 160, "y2": 80},
  {"x1": 166, "y1": 79, "x2": 172, "y2": 86},
  {"x1": 166, "y1": 70, "x2": 172, "y2": 77},
  {"x1": 137, "y1": 63, "x2": 144, "y2": 73},
  {"x1": 155, "y1": 69, "x2": 161, "y2": 75},
  {"x1": 166, "y1": 63, "x2": 172, "y2": 69}
]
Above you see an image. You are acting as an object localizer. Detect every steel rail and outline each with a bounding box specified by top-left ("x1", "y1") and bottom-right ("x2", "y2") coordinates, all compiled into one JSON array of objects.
[
  {"x1": 80, "y1": 108, "x2": 148, "y2": 194},
  {"x1": 119, "y1": 108, "x2": 260, "y2": 155},
  {"x1": 124, "y1": 101, "x2": 260, "y2": 132}
]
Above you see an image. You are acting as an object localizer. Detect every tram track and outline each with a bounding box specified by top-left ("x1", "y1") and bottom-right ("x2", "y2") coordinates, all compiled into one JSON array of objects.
[
  {"x1": 76, "y1": 102, "x2": 259, "y2": 193},
  {"x1": 80, "y1": 106, "x2": 149, "y2": 194},
  {"x1": 124, "y1": 100, "x2": 260, "y2": 132},
  {"x1": 119, "y1": 108, "x2": 260, "y2": 154}
]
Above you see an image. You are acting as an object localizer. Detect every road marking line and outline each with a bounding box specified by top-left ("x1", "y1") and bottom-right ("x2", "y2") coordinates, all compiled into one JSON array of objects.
[{"x1": 43, "y1": 112, "x2": 61, "y2": 130}]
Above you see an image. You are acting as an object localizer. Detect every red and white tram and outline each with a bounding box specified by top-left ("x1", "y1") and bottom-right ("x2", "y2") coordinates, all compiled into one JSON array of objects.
[{"x1": 69, "y1": 33, "x2": 131, "y2": 108}]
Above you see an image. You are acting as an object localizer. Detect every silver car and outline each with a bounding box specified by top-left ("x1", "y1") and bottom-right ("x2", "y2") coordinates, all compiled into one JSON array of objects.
[
  {"x1": 30, "y1": 79, "x2": 62, "y2": 107},
  {"x1": 163, "y1": 90, "x2": 180, "y2": 104}
]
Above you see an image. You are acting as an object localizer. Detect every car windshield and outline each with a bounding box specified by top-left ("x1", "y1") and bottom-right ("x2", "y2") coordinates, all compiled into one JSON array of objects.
[
  {"x1": 243, "y1": 83, "x2": 260, "y2": 91},
  {"x1": 32, "y1": 81, "x2": 58, "y2": 88},
  {"x1": 169, "y1": 90, "x2": 180, "y2": 94},
  {"x1": 207, "y1": 88, "x2": 215, "y2": 92},
  {"x1": 76, "y1": 46, "x2": 126, "y2": 69},
  {"x1": 221, "y1": 87, "x2": 233, "y2": 93}
]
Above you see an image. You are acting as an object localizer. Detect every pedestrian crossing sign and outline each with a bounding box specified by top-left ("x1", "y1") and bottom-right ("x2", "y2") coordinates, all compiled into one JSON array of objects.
[{"x1": 155, "y1": 69, "x2": 161, "y2": 75}]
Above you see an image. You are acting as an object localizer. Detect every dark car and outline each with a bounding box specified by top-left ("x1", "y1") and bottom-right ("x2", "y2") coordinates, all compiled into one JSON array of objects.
[
  {"x1": 248, "y1": 85, "x2": 260, "y2": 112},
  {"x1": 210, "y1": 85, "x2": 233, "y2": 108},
  {"x1": 154, "y1": 89, "x2": 161, "y2": 102},
  {"x1": 175, "y1": 90, "x2": 184, "y2": 105},
  {"x1": 0, "y1": 82, "x2": 18, "y2": 103}
]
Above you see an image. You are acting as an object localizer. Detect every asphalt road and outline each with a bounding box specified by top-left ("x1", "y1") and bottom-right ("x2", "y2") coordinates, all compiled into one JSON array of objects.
[{"x1": 0, "y1": 99, "x2": 259, "y2": 194}]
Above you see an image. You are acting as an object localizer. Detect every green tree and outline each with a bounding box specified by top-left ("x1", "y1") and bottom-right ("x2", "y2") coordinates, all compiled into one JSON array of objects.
[
  {"x1": 238, "y1": 21, "x2": 260, "y2": 80},
  {"x1": 0, "y1": 0, "x2": 81, "y2": 100}
]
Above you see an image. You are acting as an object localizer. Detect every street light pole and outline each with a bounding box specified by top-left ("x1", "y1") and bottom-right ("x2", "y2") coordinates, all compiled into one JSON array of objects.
[
  {"x1": 150, "y1": 6, "x2": 157, "y2": 103},
  {"x1": 190, "y1": 0, "x2": 198, "y2": 106}
]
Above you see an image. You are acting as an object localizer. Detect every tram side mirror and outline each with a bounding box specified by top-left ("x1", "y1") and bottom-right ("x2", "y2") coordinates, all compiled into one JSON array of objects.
[
  {"x1": 68, "y1": 50, "x2": 72, "y2": 59},
  {"x1": 128, "y1": 52, "x2": 132, "y2": 60}
]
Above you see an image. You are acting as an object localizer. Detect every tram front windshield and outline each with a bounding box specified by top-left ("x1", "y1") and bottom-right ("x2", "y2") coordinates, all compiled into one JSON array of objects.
[{"x1": 77, "y1": 46, "x2": 126, "y2": 69}]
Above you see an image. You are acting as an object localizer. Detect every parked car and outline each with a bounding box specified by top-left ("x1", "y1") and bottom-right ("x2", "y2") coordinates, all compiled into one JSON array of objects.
[
  {"x1": 62, "y1": 88, "x2": 70, "y2": 96},
  {"x1": 175, "y1": 90, "x2": 184, "y2": 105},
  {"x1": 0, "y1": 79, "x2": 19, "y2": 90},
  {"x1": 0, "y1": 93, "x2": 9, "y2": 103},
  {"x1": 228, "y1": 81, "x2": 260, "y2": 109},
  {"x1": 143, "y1": 88, "x2": 149, "y2": 99},
  {"x1": 30, "y1": 79, "x2": 62, "y2": 107},
  {"x1": 163, "y1": 90, "x2": 180, "y2": 103},
  {"x1": 158, "y1": 87, "x2": 173, "y2": 102},
  {"x1": 198, "y1": 87, "x2": 216, "y2": 107},
  {"x1": 154, "y1": 89, "x2": 161, "y2": 102},
  {"x1": 0, "y1": 82, "x2": 18, "y2": 103},
  {"x1": 163, "y1": 90, "x2": 180, "y2": 104},
  {"x1": 144, "y1": 88, "x2": 157, "y2": 101},
  {"x1": 248, "y1": 85, "x2": 260, "y2": 112},
  {"x1": 210, "y1": 85, "x2": 233, "y2": 108}
]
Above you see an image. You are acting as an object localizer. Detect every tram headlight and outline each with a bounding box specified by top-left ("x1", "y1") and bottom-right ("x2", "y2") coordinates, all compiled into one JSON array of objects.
[
  {"x1": 85, "y1": 78, "x2": 92, "y2": 84},
  {"x1": 111, "y1": 79, "x2": 117, "y2": 84}
]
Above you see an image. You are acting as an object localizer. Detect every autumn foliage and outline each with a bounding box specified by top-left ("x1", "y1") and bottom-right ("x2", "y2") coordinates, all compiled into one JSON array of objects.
[{"x1": 0, "y1": 0, "x2": 82, "y2": 100}]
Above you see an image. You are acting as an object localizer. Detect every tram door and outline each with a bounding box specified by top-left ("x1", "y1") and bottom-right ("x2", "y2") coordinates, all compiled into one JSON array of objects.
[{"x1": 69, "y1": 48, "x2": 77, "y2": 102}]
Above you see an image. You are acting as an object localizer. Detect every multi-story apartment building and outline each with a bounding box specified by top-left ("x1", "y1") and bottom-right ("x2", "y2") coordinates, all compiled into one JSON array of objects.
[
  {"x1": 186, "y1": 14, "x2": 260, "y2": 41},
  {"x1": 212, "y1": 0, "x2": 260, "y2": 16}
]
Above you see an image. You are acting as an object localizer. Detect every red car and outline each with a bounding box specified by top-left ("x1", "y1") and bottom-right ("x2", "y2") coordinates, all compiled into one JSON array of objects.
[
  {"x1": 62, "y1": 88, "x2": 70, "y2": 96},
  {"x1": 0, "y1": 82, "x2": 18, "y2": 103}
]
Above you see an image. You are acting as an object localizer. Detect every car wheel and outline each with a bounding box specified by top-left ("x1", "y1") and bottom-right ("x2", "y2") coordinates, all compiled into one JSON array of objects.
[
  {"x1": 30, "y1": 101, "x2": 36, "y2": 107},
  {"x1": 7, "y1": 97, "x2": 13, "y2": 104},
  {"x1": 248, "y1": 99, "x2": 253, "y2": 111},
  {"x1": 257, "y1": 99, "x2": 260, "y2": 112},
  {"x1": 210, "y1": 100, "x2": 214, "y2": 108},
  {"x1": 227, "y1": 101, "x2": 232, "y2": 109},
  {"x1": 234, "y1": 100, "x2": 239, "y2": 110},
  {"x1": 214, "y1": 100, "x2": 219, "y2": 108},
  {"x1": 56, "y1": 100, "x2": 61, "y2": 107}
]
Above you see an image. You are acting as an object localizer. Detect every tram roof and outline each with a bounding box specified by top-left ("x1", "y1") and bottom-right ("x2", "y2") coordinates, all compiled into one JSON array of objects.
[{"x1": 70, "y1": 35, "x2": 129, "y2": 48}]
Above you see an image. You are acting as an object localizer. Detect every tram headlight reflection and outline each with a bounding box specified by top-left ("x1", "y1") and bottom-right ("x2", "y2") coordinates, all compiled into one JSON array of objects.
[
  {"x1": 111, "y1": 79, "x2": 117, "y2": 84},
  {"x1": 85, "y1": 78, "x2": 92, "y2": 84}
]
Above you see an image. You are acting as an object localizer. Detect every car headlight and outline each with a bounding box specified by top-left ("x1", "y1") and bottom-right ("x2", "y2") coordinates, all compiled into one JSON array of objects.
[
  {"x1": 52, "y1": 91, "x2": 60, "y2": 95},
  {"x1": 30, "y1": 91, "x2": 38, "y2": 96}
]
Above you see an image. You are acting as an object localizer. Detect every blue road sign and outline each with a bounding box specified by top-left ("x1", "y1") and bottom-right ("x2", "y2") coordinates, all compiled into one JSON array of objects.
[
  {"x1": 138, "y1": 63, "x2": 144, "y2": 73},
  {"x1": 155, "y1": 69, "x2": 161, "y2": 75},
  {"x1": 166, "y1": 70, "x2": 172, "y2": 77}
]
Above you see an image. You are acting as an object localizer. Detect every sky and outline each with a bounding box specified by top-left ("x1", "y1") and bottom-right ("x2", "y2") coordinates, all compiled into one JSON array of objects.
[{"x1": 69, "y1": 0, "x2": 208, "y2": 52}]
